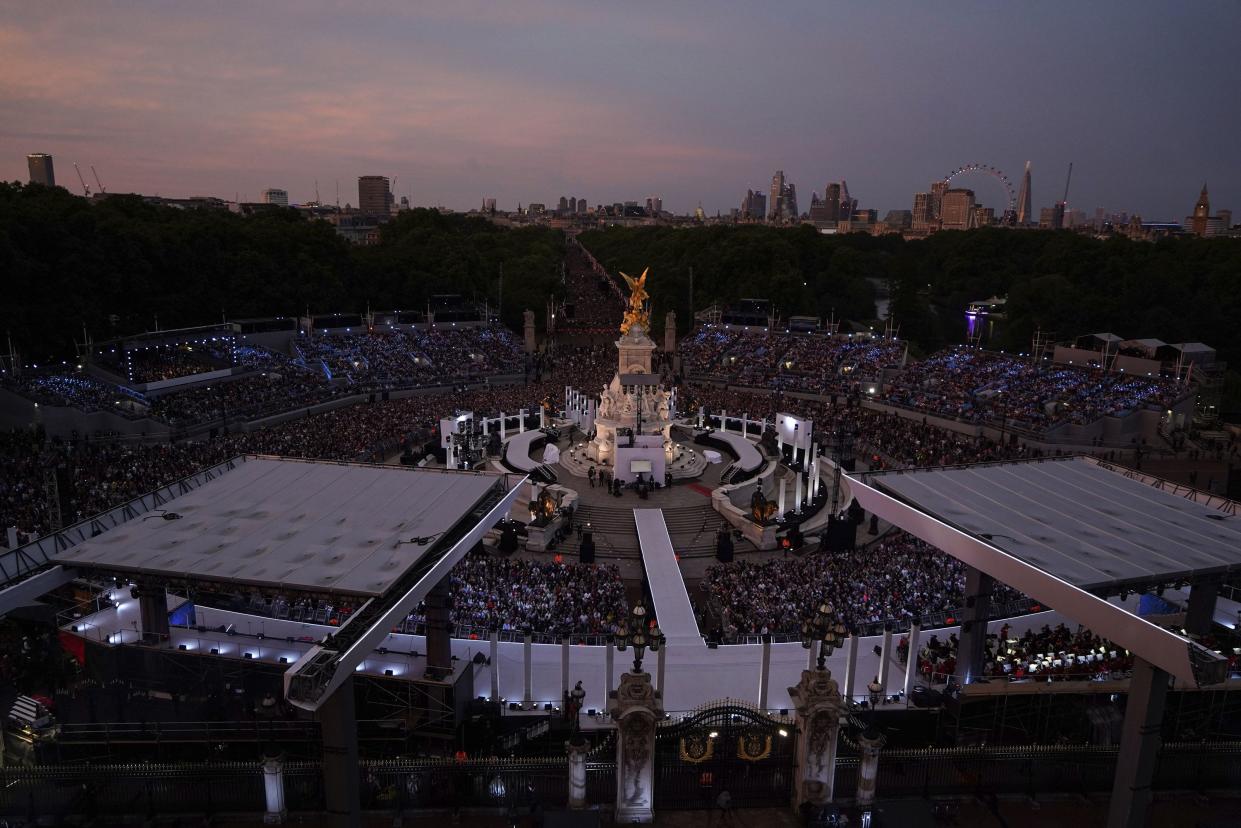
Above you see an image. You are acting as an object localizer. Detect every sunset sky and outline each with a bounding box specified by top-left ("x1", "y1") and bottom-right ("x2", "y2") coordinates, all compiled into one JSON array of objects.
[{"x1": 2, "y1": 1, "x2": 1238, "y2": 218}]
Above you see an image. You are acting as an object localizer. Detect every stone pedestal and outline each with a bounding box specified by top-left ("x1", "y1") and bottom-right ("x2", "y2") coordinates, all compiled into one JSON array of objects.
[
  {"x1": 610, "y1": 670, "x2": 663, "y2": 823},
  {"x1": 787, "y1": 666, "x2": 844, "y2": 808},
  {"x1": 262, "y1": 753, "x2": 287, "y2": 824},
  {"x1": 856, "y1": 730, "x2": 884, "y2": 808},
  {"x1": 663, "y1": 311, "x2": 677, "y2": 353},
  {"x1": 567, "y1": 738, "x2": 590, "y2": 809}
]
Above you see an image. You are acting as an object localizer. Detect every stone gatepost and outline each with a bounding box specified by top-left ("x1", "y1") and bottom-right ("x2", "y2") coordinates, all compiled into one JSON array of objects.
[
  {"x1": 567, "y1": 738, "x2": 590, "y2": 809},
  {"x1": 856, "y1": 730, "x2": 885, "y2": 808},
  {"x1": 788, "y1": 666, "x2": 845, "y2": 809},
  {"x1": 610, "y1": 671, "x2": 663, "y2": 823}
]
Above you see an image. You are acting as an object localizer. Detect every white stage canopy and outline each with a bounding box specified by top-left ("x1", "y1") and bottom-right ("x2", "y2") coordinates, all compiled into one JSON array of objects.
[{"x1": 53, "y1": 456, "x2": 505, "y2": 597}]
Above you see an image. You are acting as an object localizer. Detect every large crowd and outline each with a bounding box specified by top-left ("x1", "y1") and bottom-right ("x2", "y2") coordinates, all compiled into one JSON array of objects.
[
  {"x1": 678, "y1": 327, "x2": 906, "y2": 395},
  {"x1": 881, "y1": 347, "x2": 1181, "y2": 431},
  {"x1": 293, "y1": 325, "x2": 525, "y2": 387},
  {"x1": 412, "y1": 552, "x2": 629, "y2": 636},
  {"x1": 698, "y1": 533, "x2": 1022, "y2": 640},
  {"x1": 95, "y1": 345, "x2": 220, "y2": 383},
  {"x1": 1, "y1": 371, "x2": 144, "y2": 416},
  {"x1": 556, "y1": 241, "x2": 626, "y2": 333}
]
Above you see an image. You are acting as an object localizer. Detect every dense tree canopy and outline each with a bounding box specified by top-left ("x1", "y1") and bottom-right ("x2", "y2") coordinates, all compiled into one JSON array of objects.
[
  {"x1": 0, "y1": 183, "x2": 563, "y2": 361},
  {"x1": 581, "y1": 225, "x2": 1241, "y2": 373}
]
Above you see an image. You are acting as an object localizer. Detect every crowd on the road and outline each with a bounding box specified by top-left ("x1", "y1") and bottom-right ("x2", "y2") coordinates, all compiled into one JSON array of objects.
[
  {"x1": 411, "y1": 551, "x2": 629, "y2": 636},
  {"x1": 881, "y1": 347, "x2": 1181, "y2": 430},
  {"x1": 556, "y1": 241, "x2": 625, "y2": 333}
]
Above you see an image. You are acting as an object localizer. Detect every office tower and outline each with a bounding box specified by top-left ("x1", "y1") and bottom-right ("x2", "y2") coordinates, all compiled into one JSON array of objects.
[
  {"x1": 358, "y1": 176, "x2": 393, "y2": 216},
  {"x1": 558, "y1": 195, "x2": 569, "y2": 214},
  {"x1": 1038, "y1": 207, "x2": 1057, "y2": 229},
  {"x1": 940, "y1": 189, "x2": 976, "y2": 230},
  {"x1": 399, "y1": 196, "x2": 410, "y2": 211},
  {"x1": 1015, "y1": 161, "x2": 1032, "y2": 225},
  {"x1": 769, "y1": 170, "x2": 785, "y2": 220},
  {"x1": 839, "y1": 180, "x2": 856, "y2": 221},
  {"x1": 783, "y1": 183, "x2": 798, "y2": 219},
  {"x1": 741, "y1": 189, "x2": 767, "y2": 222},
  {"x1": 261, "y1": 188, "x2": 289, "y2": 206},
  {"x1": 27, "y1": 153, "x2": 55, "y2": 187},
  {"x1": 576, "y1": 197, "x2": 587, "y2": 214},
  {"x1": 930, "y1": 180, "x2": 949, "y2": 221},
  {"x1": 823, "y1": 183, "x2": 842, "y2": 223},
  {"x1": 568, "y1": 196, "x2": 577, "y2": 214},
  {"x1": 912, "y1": 192, "x2": 935, "y2": 230},
  {"x1": 973, "y1": 206, "x2": 995, "y2": 227},
  {"x1": 1219, "y1": 209, "x2": 1233, "y2": 230},
  {"x1": 646, "y1": 195, "x2": 662, "y2": 215}
]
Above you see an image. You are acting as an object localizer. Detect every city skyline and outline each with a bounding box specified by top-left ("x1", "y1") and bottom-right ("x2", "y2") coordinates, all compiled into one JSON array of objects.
[{"x1": 2, "y1": 2, "x2": 1238, "y2": 219}]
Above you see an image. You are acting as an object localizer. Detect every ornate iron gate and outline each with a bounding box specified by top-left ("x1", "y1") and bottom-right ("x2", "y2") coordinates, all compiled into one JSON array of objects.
[{"x1": 653, "y1": 701, "x2": 796, "y2": 809}]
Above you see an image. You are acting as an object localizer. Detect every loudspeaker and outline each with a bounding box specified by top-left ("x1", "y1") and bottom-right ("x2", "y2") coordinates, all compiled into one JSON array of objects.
[
  {"x1": 579, "y1": 533, "x2": 595, "y2": 564},
  {"x1": 715, "y1": 530, "x2": 734, "y2": 563}
]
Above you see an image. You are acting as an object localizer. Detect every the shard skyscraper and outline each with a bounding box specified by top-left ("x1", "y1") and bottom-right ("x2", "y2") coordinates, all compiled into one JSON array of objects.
[{"x1": 1016, "y1": 161, "x2": 1033, "y2": 225}]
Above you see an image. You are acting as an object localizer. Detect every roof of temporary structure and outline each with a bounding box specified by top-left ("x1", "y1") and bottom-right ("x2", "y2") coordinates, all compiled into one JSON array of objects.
[
  {"x1": 53, "y1": 456, "x2": 503, "y2": 597},
  {"x1": 865, "y1": 457, "x2": 1241, "y2": 592}
]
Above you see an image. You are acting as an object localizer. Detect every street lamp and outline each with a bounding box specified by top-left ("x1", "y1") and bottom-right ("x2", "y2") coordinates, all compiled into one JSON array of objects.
[
  {"x1": 800, "y1": 601, "x2": 847, "y2": 670},
  {"x1": 614, "y1": 605, "x2": 665, "y2": 673}
]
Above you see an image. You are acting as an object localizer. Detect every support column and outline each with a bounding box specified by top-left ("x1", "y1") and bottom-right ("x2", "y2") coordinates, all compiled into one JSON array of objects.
[
  {"x1": 1185, "y1": 576, "x2": 1221, "y2": 637},
  {"x1": 903, "y1": 622, "x2": 922, "y2": 700},
  {"x1": 424, "y1": 579, "x2": 452, "y2": 679},
  {"x1": 855, "y1": 730, "x2": 884, "y2": 809},
  {"x1": 656, "y1": 644, "x2": 667, "y2": 696},
  {"x1": 721, "y1": 409, "x2": 727, "y2": 433},
  {"x1": 489, "y1": 631, "x2": 500, "y2": 702},
  {"x1": 1106, "y1": 658, "x2": 1170, "y2": 828},
  {"x1": 500, "y1": 413, "x2": 507, "y2": 441},
  {"x1": 561, "y1": 637, "x2": 571, "y2": 702},
  {"x1": 605, "y1": 642, "x2": 615, "y2": 700},
  {"x1": 758, "y1": 636, "x2": 772, "y2": 711},
  {"x1": 843, "y1": 632, "x2": 859, "y2": 704},
  {"x1": 611, "y1": 671, "x2": 663, "y2": 823},
  {"x1": 320, "y1": 678, "x2": 360, "y2": 828},
  {"x1": 794, "y1": 474, "x2": 803, "y2": 514},
  {"x1": 262, "y1": 752, "x2": 287, "y2": 824},
  {"x1": 519, "y1": 409, "x2": 527, "y2": 434},
  {"x1": 788, "y1": 666, "x2": 844, "y2": 809},
  {"x1": 133, "y1": 583, "x2": 170, "y2": 646},
  {"x1": 878, "y1": 624, "x2": 894, "y2": 695},
  {"x1": 778, "y1": 478, "x2": 787, "y2": 516},
  {"x1": 954, "y1": 566, "x2": 994, "y2": 686},
  {"x1": 523, "y1": 633, "x2": 534, "y2": 709}
]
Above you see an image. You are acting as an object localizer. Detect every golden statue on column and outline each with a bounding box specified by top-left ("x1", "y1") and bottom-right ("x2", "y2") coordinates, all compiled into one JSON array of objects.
[{"x1": 619, "y1": 268, "x2": 651, "y2": 335}]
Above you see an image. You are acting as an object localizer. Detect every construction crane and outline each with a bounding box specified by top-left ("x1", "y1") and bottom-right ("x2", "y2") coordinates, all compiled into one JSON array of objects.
[
  {"x1": 73, "y1": 163, "x2": 91, "y2": 197},
  {"x1": 90, "y1": 166, "x2": 105, "y2": 194},
  {"x1": 1060, "y1": 162, "x2": 1073, "y2": 205}
]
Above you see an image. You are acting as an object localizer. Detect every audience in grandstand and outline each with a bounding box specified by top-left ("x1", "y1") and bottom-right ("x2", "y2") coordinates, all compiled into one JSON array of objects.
[
  {"x1": 412, "y1": 552, "x2": 628, "y2": 636},
  {"x1": 1, "y1": 371, "x2": 143, "y2": 416}
]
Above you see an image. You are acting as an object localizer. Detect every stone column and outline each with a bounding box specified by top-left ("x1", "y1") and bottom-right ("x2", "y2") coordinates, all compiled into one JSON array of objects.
[
  {"x1": 540, "y1": 407, "x2": 546, "y2": 429},
  {"x1": 663, "y1": 311, "x2": 677, "y2": 353},
  {"x1": 262, "y1": 752, "x2": 287, "y2": 824},
  {"x1": 855, "y1": 730, "x2": 885, "y2": 809},
  {"x1": 519, "y1": 409, "x2": 528, "y2": 434},
  {"x1": 788, "y1": 666, "x2": 845, "y2": 809},
  {"x1": 778, "y1": 478, "x2": 787, "y2": 516},
  {"x1": 500, "y1": 413, "x2": 507, "y2": 441},
  {"x1": 523, "y1": 632, "x2": 534, "y2": 709},
  {"x1": 610, "y1": 670, "x2": 662, "y2": 823},
  {"x1": 567, "y1": 738, "x2": 590, "y2": 809},
  {"x1": 721, "y1": 409, "x2": 727, "y2": 433},
  {"x1": 794, "y1": 474, "x2": 803, "y2": 514}
]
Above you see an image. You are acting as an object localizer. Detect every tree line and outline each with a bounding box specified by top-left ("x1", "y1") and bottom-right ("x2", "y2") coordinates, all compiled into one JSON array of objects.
[{"x1": 0, "y1": 183, "x2": 564, "y2": 361}]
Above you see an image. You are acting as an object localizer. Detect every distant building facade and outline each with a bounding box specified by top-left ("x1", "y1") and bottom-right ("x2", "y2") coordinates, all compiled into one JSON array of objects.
[
  {"x1": 358, "y1": 176, "x2": 393, "y2": 216},
  {"x1": 27, "y1": 153, "x2": 55, "y2": 187},
  {"x1": 940, "y1": 188, "x2": 976, "y2": 231},
  {"x1": 261, "y1": 188, "x2": 289, "y2": 206}
]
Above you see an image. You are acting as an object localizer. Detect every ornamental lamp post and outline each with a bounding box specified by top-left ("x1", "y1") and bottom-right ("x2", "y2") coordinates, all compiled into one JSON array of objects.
[
  {"x1": 614, "y1": 605, "x2": 664, "y2": 674},
  {"x1": 801, "y1": 601, "x2": 848, "y2": 670}
]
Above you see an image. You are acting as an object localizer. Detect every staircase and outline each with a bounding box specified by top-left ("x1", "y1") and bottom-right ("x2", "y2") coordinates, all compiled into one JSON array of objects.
[{"x1": 554, "y1": 503, "x2": 747, "y2": 559}]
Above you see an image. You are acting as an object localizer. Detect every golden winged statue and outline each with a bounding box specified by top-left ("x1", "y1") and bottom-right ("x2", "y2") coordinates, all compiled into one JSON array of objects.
[{"x1": 619, "y1": 267, "x2": 651, "y2": 335}]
